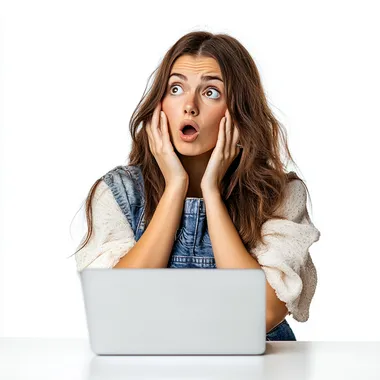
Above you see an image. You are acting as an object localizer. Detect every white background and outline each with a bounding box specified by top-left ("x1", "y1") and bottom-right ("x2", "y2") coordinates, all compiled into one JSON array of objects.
[{"x1": 1, "y1": 0, "x2": 379, "y2": 340}]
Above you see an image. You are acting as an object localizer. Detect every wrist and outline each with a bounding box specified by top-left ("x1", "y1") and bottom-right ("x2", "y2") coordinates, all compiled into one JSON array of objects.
[
  {"x1": 166, "y1": 181, "x2": 188, "y2": 197},
  {"x1": 201, "y1": 186, "x2": 220, "y2": 199}
]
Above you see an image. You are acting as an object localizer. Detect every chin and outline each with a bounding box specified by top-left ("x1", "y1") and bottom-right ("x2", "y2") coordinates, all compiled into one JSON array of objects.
[
  {"x1": 174, "y1": 146, "x2": 200, "y2": 156},
  {"x1": 174, "y1": 143, "x2": 214, "y2": 157}
]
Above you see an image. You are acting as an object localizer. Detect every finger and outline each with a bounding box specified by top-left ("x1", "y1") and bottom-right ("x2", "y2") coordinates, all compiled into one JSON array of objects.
[
  {"x1": 160, "y1": 111, "x2": 171, "y2": 147},
  {"x1": 232, "y1": 123, "x2": 240, "y2": 152},
  {"x1": 146, "y1": 105, "x2": 158, "y2": 151},
  {"x1": 224, "y1": 111, "x2": 232, "y2": 154},
  {"x1": 146, "y1": 120, "x2": 155, "y2": 153},
  {"x1": 217, "y1": 116, "x2": 225, "y2": 154},
  {"x1": 226, "y1": 109, "x2": 238, "y2": 148},
  {"x1": 150, "y1": 102, "x2": 162, "y2": 147}
]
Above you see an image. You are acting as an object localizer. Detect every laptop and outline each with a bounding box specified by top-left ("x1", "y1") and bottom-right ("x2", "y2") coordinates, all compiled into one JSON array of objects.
[{"x1": 78, "y1": 268, "x2": 267, "y2": 355}]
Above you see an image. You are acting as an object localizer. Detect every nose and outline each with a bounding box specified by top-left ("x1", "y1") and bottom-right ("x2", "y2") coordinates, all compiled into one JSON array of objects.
[{"x1": 184, "y1": 100, "x2": 199, "y2": 117}]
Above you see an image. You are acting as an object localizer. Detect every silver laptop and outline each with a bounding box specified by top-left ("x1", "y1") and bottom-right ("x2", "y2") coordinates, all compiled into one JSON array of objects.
[{"x1": 78, "y1": 268, "x2": 267, "y2": 355}]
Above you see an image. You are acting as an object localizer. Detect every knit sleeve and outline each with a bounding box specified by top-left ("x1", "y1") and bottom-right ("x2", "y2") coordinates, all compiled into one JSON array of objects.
[
  {"x1": 249, "y1": 179, "x2": 321, "y2": 322},
  {"x1": 75, "y1": 180, "x2": 137, "y2": 271}
]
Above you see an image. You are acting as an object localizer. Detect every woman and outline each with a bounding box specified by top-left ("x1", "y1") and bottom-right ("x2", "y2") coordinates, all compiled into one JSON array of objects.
[{"x1": 71, "y1": 31, "x2": 321, "y2": 341}]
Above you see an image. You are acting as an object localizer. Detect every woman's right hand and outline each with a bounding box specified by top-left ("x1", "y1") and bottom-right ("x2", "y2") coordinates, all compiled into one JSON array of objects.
[{"x1": 146, "y1": 102, "x2": 189, "y2": 189}]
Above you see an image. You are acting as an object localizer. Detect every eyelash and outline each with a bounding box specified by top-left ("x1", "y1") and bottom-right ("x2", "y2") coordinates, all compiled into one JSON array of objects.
[{"x1": 168, "y1": 83, "x2": 221, "y2": 99}]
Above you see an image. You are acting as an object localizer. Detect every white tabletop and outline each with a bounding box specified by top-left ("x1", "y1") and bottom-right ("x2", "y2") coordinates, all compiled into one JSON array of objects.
[{"x1": 0, "y1": 339, "x2": 379, "y2": 379}]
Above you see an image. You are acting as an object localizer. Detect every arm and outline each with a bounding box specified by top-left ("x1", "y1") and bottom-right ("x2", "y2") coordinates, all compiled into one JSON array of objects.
[
  {"x1": 113, "y1": 183, "x2": 187, "y2": 269},
  {"x1": 202, "y1": 190, "x2": 288, "y2": 333}
]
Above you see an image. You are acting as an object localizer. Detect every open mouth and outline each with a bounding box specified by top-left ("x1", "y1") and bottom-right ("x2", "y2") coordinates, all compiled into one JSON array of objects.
[{"x1": 181, "y1": 125, "x2": 198, "y2": 135}]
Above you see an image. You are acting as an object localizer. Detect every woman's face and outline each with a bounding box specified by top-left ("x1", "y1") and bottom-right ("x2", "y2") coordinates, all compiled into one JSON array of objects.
[{"x1": 161, "y1": 54, "x2": 227, "y2": 156}]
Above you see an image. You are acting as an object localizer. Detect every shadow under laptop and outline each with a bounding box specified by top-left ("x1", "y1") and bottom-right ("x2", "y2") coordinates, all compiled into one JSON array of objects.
[{"x1": 85, "y1": 342, "x2": 311, "y2": 379}]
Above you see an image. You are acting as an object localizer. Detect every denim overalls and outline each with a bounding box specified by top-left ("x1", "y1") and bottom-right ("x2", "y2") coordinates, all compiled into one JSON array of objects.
[{"x1": 102, "y1": 164, "x2": 296, "y2": 341}]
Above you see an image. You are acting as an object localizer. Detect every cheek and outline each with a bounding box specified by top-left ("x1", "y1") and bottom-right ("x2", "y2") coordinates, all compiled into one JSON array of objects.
[
  {"x1": 209, "y1": 104, "x2": 227, "y2": 121},
  {"x1": 219, "y1": 105, "x2": 228, "y2": 120},
  {"x1": 161, "y1": 97, "x2": 175, "y2": 119},
  {"x1": 210, "y1": 110, "x2": 226, "y2": 130},
  {"x1": 206, "y1": 123, "x2": 222, "y2": 145}
]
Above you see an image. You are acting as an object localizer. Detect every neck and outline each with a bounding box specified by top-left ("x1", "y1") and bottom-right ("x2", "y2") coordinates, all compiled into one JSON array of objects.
[{"x1": 177, "y1": 149, "x2": 213, "y2": 199}]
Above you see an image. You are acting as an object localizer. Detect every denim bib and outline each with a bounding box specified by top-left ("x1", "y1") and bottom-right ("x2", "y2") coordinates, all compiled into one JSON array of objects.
[{"x1": 102, "y1": 164, "x2": 216, "y2": 269}]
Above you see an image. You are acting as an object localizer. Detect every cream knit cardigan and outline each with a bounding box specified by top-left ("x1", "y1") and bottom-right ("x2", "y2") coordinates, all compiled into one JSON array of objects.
[{"x1": 75, "y1": 179, "x2": 321, "y2": 323}]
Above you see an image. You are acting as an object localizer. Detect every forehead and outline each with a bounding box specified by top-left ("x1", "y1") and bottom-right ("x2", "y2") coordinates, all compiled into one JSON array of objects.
[{"x1": 171, "y1": 55, "x2": 221, "y2": 75}]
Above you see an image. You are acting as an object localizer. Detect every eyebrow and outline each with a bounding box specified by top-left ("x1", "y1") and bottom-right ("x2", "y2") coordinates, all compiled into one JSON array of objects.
[{"x1": 169, "y1": 72, "x2": 224, "y2": 83}]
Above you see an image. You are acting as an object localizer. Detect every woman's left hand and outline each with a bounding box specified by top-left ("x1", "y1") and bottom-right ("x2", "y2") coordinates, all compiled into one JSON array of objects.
[{"x1": 200, "y1": 108, "x2": 241, "y2": 194}]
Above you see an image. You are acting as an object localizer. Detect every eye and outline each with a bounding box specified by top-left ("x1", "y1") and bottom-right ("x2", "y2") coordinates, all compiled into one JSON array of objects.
[
  {"x1": 169, "y1": 84, "x2": 221, "y2": 100},
  {"x1": 169, "y1": 84, "x2": 184, "y2": 95},
  {"x1": 204, "y1": 88, "x2": 221, "y2": 99}
]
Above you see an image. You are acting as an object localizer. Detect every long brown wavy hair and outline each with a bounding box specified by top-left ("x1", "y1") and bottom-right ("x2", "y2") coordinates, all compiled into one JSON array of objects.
[{"x1": 69, "y1": 30, "x2": 314, "y2": 259}]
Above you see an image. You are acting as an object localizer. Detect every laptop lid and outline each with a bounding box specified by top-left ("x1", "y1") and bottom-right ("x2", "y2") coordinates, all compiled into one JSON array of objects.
[{"x1": 79, "y1": 268, "x2": 267, "y2": 355}]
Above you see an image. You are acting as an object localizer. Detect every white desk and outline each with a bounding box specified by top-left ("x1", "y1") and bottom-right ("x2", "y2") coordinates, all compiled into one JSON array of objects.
[{"x1": 0, "y1": 339, "x2": 379, "y2": 379}]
